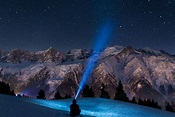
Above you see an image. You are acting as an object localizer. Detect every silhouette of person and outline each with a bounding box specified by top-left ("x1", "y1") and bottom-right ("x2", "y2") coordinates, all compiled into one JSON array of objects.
[{"x1": 70, "y1": 99, "x2": 81, "y2": 117}]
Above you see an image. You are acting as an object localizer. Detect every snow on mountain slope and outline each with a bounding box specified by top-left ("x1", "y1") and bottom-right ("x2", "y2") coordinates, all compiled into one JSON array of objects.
[
  {"x1": 0, "y1": 94, "x2": 174, "y2": 117},
  {"x1": 100, "y1": 45, "x2": 124, "y2": 58},
  {"x1": 0, "y1": 45, "x2": 175, "y2": 108},
  {"x1": 141, "y1": 47, "x2": 170, "y2": 56}
]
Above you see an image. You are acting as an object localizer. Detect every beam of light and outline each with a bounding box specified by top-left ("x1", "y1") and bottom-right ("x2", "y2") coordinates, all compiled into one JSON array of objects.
[
  {"x1": 75, "y1": 20, "x2": 114, "y2": 99},
  {"x1": 19, "y1": 84, "x2": 41, "y2": 97}
]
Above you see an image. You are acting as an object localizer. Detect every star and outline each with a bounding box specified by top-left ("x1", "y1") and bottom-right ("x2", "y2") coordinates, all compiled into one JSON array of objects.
[{"x1": 0, "y1": 0, "x2": 174, "y2": 54}]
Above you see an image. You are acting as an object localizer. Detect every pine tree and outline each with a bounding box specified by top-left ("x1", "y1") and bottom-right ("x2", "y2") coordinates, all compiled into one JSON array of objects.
[
  {"x1": 82, "y1": 85, "x2": 94, "y2": 97},
  {"x1": 64, "y1": 94, "x2": 71, "y2": 99},
  {"x1": 0, "y1": 81, "x2": 15, "y2": 96},
  {"x1": 37, "y1": 90, "x2": 46, "y2": 99},
  {"x1": 166, "y1": 102, "x2": 174, "y2": 112},
  {"x1": 145, "y1": 99, "x2": 152, "y2": 107},
  {"x1": 114, "y1": 81, "x2": 129, "y2": 102},
  {"x1": 138, "y1": 98, "x2": 144, "y2": 105},
  {"x1": 152, "y1": 100, "x2": 161, "y2": 109},
  {"x1": 100, "y1": 83, "x2": 110, "y2": 99},
  {"x1": 54, "y1": 90, "x2": 62, "y2": 99},
  {"x1": 22, "y1": 94, "x2": 29, "y2": 98},
  {"x1": 137, "y1": 98, "x2": 161, "y2": 109},
  {"x1": 130, "y1": 97, "x2": 137, "y2": 104}
]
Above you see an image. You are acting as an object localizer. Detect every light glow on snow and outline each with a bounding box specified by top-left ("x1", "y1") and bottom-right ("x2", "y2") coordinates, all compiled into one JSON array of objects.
[
  {"x1": 75, "y1": 21, "x2": 114, "y2": 99},
  {"x1": 23, "y1": 97, "x2": 175, "y2": 117},
  {"x1": 1, "y1": 95, "x2": 174, "y2": 117}
]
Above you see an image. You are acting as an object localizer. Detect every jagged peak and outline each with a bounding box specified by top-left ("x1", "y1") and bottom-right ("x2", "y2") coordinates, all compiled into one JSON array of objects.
[
  {"x1": 35, "y1": 47, "x2": 59, "y2": 55},
  {"x1": 10, "y1": 48, "x2": 24, "y2": 52},
  {"x1": 120, "y1": 46, "x2": 136, "y2": 54},
  {"x1": 46, "y1": 47, "x2": 58, "y2": 52},
  {"x1": 140, "y1": 47, "x2": 170, "y2": 56},
  {"x1": 67, "y1": 48, "x2": 83, "y2": 54},
  {"x1": 7, "y1": 49, "x2": 31, "y2": 56},
  {"x1": 113, "y1": 45, "x2": 124, "y2": 49},
  {"x1": 104, "y1": 45, "x2": 124, "y2": 51}
]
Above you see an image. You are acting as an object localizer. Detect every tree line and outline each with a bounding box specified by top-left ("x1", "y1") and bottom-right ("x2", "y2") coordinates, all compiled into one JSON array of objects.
[
  {"x1": 51, "y1": 80, "x2": 174, "y2": 112},
  {"x1": 0, "y1": 81, "x2": 15, "y2": 96},
  {"x1": 0, "y1": 80, "x2": 174, "y2": 112}
]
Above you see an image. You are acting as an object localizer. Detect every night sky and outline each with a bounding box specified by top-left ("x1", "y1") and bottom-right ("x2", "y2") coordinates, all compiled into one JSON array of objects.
[{"x1": 0, "y1": 0, "x2": 175, "y2": 54}]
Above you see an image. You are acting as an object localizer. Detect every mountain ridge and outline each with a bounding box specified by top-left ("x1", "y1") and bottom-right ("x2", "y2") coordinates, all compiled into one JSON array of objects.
[{"x1": 0, "y1": 45, "x2": 174, "y2": 109}]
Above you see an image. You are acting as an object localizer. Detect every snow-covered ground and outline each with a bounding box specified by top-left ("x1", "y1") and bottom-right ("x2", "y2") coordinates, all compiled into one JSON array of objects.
[
  {"x1": 0, "y1": 94, "x2": 70, "y2": 117},
  {"x1": 0, "y1": 94, "x2": 174, "y2": 117}
]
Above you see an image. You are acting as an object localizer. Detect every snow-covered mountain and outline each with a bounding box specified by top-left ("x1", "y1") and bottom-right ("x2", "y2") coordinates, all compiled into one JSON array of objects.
[
  {"x1": 1, "y1": 94, "x2": 174, "y2": 117},
  {"x1": 0, "y1": 45, "x2": 175, "y2": 108}
]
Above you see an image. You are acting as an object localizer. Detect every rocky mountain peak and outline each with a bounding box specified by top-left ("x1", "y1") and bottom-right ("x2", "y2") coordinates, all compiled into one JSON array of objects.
[{"x1": 0, "y1": 45, "x2": 175, "y2": 109}]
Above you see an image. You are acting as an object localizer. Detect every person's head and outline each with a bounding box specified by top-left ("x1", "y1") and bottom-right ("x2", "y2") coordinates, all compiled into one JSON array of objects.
[{"x1": 72, "y1": 99, "x2": 76, "y2": 104}]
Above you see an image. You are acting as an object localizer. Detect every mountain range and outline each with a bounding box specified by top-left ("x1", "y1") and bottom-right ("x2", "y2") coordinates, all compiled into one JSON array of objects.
[{"x1": 0, "y1": 45, "x2": 174, "y2": 108}]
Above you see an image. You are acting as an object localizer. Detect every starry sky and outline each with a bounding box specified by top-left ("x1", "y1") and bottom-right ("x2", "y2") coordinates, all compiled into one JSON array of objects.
[{"x1": 0, "y1": 0, "x2": 175, "y2": 53}]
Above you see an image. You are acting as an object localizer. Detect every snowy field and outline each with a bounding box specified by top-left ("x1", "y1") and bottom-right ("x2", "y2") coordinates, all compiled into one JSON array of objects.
[{"x1": 0, "y1": 94, "x2": 174, "y2": 117}]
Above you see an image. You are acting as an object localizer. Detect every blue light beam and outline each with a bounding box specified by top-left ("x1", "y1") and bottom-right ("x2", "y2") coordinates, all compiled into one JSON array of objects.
[{"x1": 75, "y1": 21, "x2": 114, "y2": 99}]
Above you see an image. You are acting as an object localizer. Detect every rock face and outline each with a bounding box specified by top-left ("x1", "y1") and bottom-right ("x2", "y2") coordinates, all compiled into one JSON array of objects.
[
  {"x1": 0, "y1": 47, "x2": 66, "y2": 63},
  {"x1": 0, "y1": 46, "x2": 175, "y2": 108}
]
